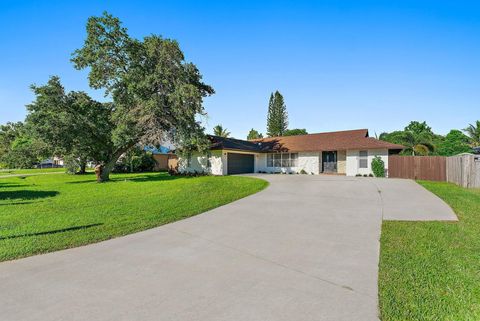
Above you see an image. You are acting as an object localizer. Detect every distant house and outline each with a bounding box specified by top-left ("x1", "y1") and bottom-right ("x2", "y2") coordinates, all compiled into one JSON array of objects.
[
  {"x1": 473, "y1": 147, "x2": 480, "y2": 154},
  {"x1": 177, "y1": 129, "x2": 404, "y2": 176},
  {"x1": 144, "y1": 145, "x2": 177, "y2": 171},
  {"x1": 38, "y1": 156, "x2": 64, "y2": 168}
]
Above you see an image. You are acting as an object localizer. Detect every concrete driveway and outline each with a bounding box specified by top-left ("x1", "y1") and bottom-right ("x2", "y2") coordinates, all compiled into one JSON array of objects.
[{"x1": 0, "y1": 175, "x2": 456, "y2": 321}]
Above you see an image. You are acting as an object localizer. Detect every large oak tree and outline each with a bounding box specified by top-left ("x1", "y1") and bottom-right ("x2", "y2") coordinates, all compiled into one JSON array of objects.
[
  {"x1": 71, "y1": 12, "x2": 214, "y2": 181},
  {"x1": 26, "y1": 76, "x2": 113, "y2": 173}
]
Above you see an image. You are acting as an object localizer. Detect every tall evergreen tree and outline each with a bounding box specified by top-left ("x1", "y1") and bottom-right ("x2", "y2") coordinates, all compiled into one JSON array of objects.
[{"x1": 266, "y1": 91, "x2": 288, "y2": 137}]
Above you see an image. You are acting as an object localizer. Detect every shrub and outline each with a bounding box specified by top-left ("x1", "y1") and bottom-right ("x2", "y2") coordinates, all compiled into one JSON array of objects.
[
  {"x1": 363, "y1": 174, "x2": 368, "y2": 177},
  {"x1": 63, "y1": 156, "x2": 80, "y2": 175},
  {"x1": 355, "y1": 174, "x2": 362, "y2": 177},
  {"x1": 114, "y1": 148, "x2": 156, "y2": 173},
  {"x1": 300, "y1": 169, "x2": 307, "y2": 174},
  {"x1": 170, "y1": 170, "x2": 209, "y2": 177},
  {"x1": 371, "y1": 156, "x2": 386, "y2": 177},
  {"x1": 369, "y1": 173, "x2": 374, "y2": 177}
]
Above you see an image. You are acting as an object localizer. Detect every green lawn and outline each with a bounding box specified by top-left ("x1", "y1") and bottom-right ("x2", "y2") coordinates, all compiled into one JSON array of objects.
[
  {"x1": 0, "y1": 172, "x2": 268, "y2": 262},
  {"x1": 0, "y1": 168, "x2": 65, "y2": 175},
  {"x1": 379, "y1": 181, "x2": 480, "y2": 321}
]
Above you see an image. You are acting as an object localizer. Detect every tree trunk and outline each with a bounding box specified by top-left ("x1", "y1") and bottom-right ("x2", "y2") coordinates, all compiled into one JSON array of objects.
[
  {"x1": 95, "y1": 144, "x2": 135, "y2": 182},
  {"x1": 99, "y1": 157, "x2": 118, "y2": 182},
  {"x1": 78, "y1": 160, "x2": 87, "y2": 174},
  {"x1": 95, "y1": 158, "x2": 117, "y2": 183}
]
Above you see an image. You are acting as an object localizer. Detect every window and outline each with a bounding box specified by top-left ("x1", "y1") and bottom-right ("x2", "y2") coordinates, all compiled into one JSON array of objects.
[
  {"x1": 359, "y1": 150, "x2": 368, "y2": 168},
  {"x1": 290, "y1": 153, "x2": 298, "y2": 167},
  {"x1": 267, "y1": 154, "x2": 274, "y2": 167},
  {"x1": 266, "y1": 153, "x2": 299, "y2": 167},
  {"x1": 274, "y1": 153, "x2": 282, "y2": 167}
]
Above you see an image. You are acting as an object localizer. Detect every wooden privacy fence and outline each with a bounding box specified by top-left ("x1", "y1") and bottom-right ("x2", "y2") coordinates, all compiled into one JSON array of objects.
[
  {"x1": 447, "y1": 154, "x2": 480, "y2": 188},
  {"x1": 388, "y1": 155, "x2": 447, "y2": 181}
]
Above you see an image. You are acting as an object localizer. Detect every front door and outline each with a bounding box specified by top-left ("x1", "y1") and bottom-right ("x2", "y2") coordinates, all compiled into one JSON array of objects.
[{"x1": 322, "y1": 151, "x2": 337, "y2": 173}]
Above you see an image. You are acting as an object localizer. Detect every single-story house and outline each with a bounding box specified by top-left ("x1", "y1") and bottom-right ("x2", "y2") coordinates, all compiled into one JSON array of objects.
[
  {"x1": 37, "y1": 156, "x2": 64, "y2": 168},
  {"x1": 178, "y1": 129, "x2": 404, "y2": 176}
]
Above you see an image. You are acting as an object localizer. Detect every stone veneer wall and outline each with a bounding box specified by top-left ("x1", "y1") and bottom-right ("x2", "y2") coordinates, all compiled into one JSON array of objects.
[{"x1": 337, "y1": 150, "x2": 346, "y2": 174}]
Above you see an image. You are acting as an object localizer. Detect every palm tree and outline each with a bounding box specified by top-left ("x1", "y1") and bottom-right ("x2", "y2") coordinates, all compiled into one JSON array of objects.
[
  {"x1": 401, "y1": 131, "x2": 435, "y2": 156},
  {"x1": 464, "y1": 120, "x2": 480, "y2": 147},
  {"x1": 213, "y1": 125, "x2": 230, "y2": 138}
]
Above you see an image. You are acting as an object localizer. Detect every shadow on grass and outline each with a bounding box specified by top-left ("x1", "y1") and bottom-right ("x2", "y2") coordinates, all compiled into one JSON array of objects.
[
  {"x1": 66, "y1": 172, "x2": 190, "y2": 184},
  {"x1": 0, "y1": 182, "x2": 27, "y2": 188},
  {"x1": 121, "y1": 174, "x2": 190, "y2": 183},
  {"x1": 0, "y1": 190, "x2": 59, "y2": 202},
  {"x1": 0, "y1": 201, "x2": 37, "y2": 206},
  {"x1": 0, "y1": 223, "x2": 103, "y2": 240}
]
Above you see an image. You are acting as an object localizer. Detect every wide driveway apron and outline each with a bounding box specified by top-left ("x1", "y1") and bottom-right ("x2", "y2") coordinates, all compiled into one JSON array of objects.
[{"x1": 0, "y1": 175, "x2": 456, "y2": 321}]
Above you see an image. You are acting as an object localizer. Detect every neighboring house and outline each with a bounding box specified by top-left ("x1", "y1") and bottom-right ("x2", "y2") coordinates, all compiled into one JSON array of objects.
[
  {"x1": 144, "y1": 145, "x2": 178, "y2": 171},
  {"x1": 178, "y1": 129, "x2": 404, "y2": 176},
  {"x1": 38, "y1": 156, "x2": 64, "y2": 168}
]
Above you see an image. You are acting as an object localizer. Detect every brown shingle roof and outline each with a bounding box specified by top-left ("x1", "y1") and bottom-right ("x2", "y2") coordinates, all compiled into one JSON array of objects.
[
  {"x1": 250, "y1": 129, "x2": 404, "y2": 152},
  {"x1": 208, "y1": 135, "x2": 270, "y2": 152}
]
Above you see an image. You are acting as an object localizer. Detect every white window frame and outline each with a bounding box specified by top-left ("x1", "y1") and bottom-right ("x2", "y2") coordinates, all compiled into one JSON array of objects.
[
  {"x1": 266, "y1": 153, "x2": 299, "y2": 167},
  {"x1": 267, "y1": 154, "x2": 274, "y2": 167},
  {"x1": 273, "y1": 153, "x2": 281, "y2": 167},
  {"x1": 290, "y1": 153, "x2": 298, "y2": 167},
  {"x1": 359, "y1": 150, "x2": 368, "y2": 169}
]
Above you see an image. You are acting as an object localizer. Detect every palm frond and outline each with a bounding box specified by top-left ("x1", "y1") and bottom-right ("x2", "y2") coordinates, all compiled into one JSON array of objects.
[{"x1": 413, "y1": 144, "x2": 430, "y2": 156}]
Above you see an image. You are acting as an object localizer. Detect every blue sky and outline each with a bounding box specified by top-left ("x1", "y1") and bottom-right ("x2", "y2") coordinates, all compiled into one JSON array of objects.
[{"x1": 0, "y1": 0, "x2": 479, "y2": 139}]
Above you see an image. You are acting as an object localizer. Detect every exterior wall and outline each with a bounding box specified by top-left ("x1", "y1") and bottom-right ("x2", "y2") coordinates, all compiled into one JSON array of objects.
[
  {"x1": 178, "y1": 150, "x2": 223, "y2": 175},
  {"x1": 346, "y1": 149, "x2": 389, "y2": 176},
  {"x1": 179, "y1": 150, "x2": 262, "y2": 175},
  {"x1": 337, "y1": 150, "x2": 346, "y2": 174},
  {"x1": 257, "y1": 154, "x2": 268, "y2": 173},
  {"x1": 179, "y1": 148, "x2": 390, "y2": 176},
  {"x1": 259, "y1": 152, "x2": 321, "y2": 174},
  {"x1": 153, "y1": 154, "x2": 169, "y2": 171},
  {"x1": 298, "y1": 152, "x2": 321, "y2": 174}
]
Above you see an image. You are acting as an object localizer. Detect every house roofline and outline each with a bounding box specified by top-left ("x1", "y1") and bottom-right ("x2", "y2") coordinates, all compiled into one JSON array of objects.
[{"x1": 249, "y1": 129, "x2": 369, "y2": 141}]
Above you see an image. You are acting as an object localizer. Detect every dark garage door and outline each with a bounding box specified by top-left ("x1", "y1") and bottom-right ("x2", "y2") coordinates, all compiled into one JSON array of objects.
[{"x1": 227, "y1": 153, "x2": 254, "y2": 175}]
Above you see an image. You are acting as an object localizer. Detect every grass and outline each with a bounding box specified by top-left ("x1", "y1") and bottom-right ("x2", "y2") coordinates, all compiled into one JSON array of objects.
[
  {"x1": 0, "y1": 172, "x2": 268, "y2": 262},
  {"x1": 0, "y1": 168, "x2": 65, "y2": 175},
  {"x1": 379, "y1": 181, "x2": 480, "y2": 321}
]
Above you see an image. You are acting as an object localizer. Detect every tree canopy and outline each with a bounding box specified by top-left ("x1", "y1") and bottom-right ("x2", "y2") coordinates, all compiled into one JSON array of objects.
[
  {"x1": 0, "y1": 122, "x2": 48, "y2": 169},
  {"x1": 436, "y1": 130, "x2": 472, "y2": 156},
  {"x1": 266, "y1": 91, "x2": 288, "y2": 137},
  {"x1": 212, "y1": 125, "x2": 230, "y2": 138},
  {"x1": 380, "y1": 121, "x2": 435, "y2": 155},
  {"x1": 70, "y1": 12, "x2": 214, "y2": 181},
  {"x1": 464, "y1": 120, "x2": 480, "y2": 147},
  {"x1": 380, "y1": 120, "x2": 477, "y2": 156},
  {"x1": 247, "y1": 128, "x2": 263, "y2": 140},
  {"x1": 26, "y1": 76, "x2": 113, "y2": 173},
  {"x1": 283, "y1": 128, "x2": 308, "y2": 136}
]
